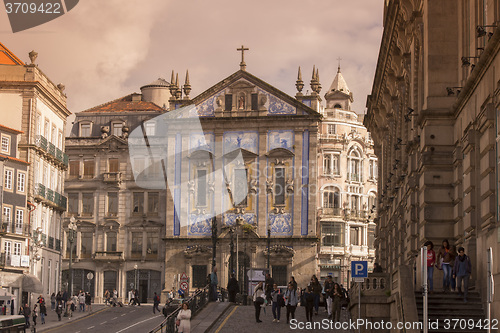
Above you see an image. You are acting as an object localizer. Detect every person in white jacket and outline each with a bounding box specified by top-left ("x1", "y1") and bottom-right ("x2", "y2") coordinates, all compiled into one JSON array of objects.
[{"x1": 177, "y1": 302, "x2": 191, "y2": 333}]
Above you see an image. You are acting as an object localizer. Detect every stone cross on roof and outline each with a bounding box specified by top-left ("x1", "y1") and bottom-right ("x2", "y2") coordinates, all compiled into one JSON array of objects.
[{"x1": 237, "y1": 45, "x2": 249, "y2": 71}]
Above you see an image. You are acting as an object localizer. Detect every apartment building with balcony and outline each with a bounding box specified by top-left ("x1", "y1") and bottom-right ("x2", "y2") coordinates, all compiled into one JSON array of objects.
[
  {"x1": 0, "y1": 124, "x2": 30, "y2": 308},
  {"x1": 0, "y1": 42, "x2": 71, "y2": 301},
  {"x1": 63, "y1": 80, "x2": 170, "y2": 303},
  {"x1": 317, "y1": 66, "x2": 377, "y2": 285}
]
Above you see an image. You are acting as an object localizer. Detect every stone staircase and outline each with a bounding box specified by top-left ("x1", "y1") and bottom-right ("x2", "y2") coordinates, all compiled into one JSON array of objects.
[{"x1": 415, "y1": 291, "x2": 487, "y2": 333}]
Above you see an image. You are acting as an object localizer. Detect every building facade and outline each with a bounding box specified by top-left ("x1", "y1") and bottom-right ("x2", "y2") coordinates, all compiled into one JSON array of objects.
[
  {"x1": 0, "y1": 42, "x2": 70, "y2": 303},
  {"x1": 63, "y1": 79, "x2": 171, "y2": 302},
  {"x1": 0, "y1": 124, "x2": 30, "y2": 310},
  {"x1": 365, "y1": 0, "x2": 500, "y2": 319},
  {"x1": 154, "y1": 65, "x2": 322, "y2": 298},
  {"x1": 317, "y1": 67, "x2": 377, "y2": 285}
]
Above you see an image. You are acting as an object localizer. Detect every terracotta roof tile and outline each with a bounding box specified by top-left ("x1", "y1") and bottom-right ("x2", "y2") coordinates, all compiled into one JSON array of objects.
[
  {"x1": 0, "y1": 42, "x2": 24, "y2": 66},
  {"x1": 0, "y1": 153, "x2": 29, "y2": 165},
  {"x1": 81, "y1": 94, "x2": 165, "y2": 113},
  {"x1": 0, "y1": 124, "x2": 23, "y2": 134}
]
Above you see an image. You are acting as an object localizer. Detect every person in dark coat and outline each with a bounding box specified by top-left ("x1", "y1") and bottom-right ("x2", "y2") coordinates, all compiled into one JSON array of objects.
[
  {"x1": 153, "y1": 292, "x2": 160, "y2": 314},
  {"x1": 227, "y1": 274, "x2": 239, "y2": 303},
  {"x1": 55, "y1": 301, "x2": 63, "y2": 321},
  {"x1": 62, "y1": 290, "x2": 68, "y2": 309},
  {"x1": 309, "y1": 275, "x2": 322, "y2": 315},
  {"x1": 303, "y1": 286, "x2": 315, "y2": 322},
  {"x1": 264, "y1": 273, "x2": 274, "y2": 304},
  {"x1": 453, "y1": 247, "x2": 472, "y2": 302},
  {"x1": 39, "y1": 302, "x2": 47, "y2": 324},
  {"x1": 23, "y1": 303, "x2": 31, "y2": 328}
]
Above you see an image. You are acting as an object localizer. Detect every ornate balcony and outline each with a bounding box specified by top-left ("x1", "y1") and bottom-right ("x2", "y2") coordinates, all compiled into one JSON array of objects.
[
  {"x1": 0, "y1": 222, "x2": 30, "y2": 236},
  {"x1": 34, "y1": 135, "x2": 68, "y2": 169},
  {"x1": 34, "y1": 183, "x2": 67, "y2": 211},
  {"x1": 103, "y1": 172, "x2": 122, "y2": 184},
  {"x1": 93, "y1": 251, "x2": 123, "y2": 261},
  {"x1": 319, "y1": 207, "x2": 342, "y2": 217}
]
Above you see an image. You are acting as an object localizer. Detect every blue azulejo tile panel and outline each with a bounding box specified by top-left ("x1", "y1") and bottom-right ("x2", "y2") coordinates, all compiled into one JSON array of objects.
[
  {"x1": 174, "y1": 133, "x2": 182, "y2": 236},
  {"x1": 269, "y1": 213, "x2": 292, "y2": 236},
  {"x1": 223, "y1": 213, "x2": 256, "y2": 227},
  {"x1": 257, "y1": 88, "x2": 296, "y2": 115},
  {"x1": 195, "y1": 90, "x2": 225, "y2": 117},
  {"x1": 189, "y1": 133, "x2": 215, "y2": 154},
  {"x1": 223, "y1": 131, "x2": 258, "y2": 155},
  {"x1": 268, "y1": 130, "x2": 294, "y2": 152},
  {"x1": 301, "y1": 130, "x2": 309, "y2": 236},
  {"x1": 188, "y1": 213, "x2": 213, "y2": 236}
]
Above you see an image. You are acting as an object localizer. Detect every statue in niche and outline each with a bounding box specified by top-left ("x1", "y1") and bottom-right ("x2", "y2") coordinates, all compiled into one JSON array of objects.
[{"x1": 238, "y1": 95, "x2": 245, "y2": 110}]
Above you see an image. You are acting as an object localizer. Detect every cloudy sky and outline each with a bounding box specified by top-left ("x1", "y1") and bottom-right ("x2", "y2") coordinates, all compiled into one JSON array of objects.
[{"x1": 0, "y1": 0, "x2": 384, "y2": 120}]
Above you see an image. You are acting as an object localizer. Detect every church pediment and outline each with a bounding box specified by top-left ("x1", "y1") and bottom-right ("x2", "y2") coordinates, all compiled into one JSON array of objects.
[{"x1": 185, "y1": 70, "x2": 321, "y2": 118}]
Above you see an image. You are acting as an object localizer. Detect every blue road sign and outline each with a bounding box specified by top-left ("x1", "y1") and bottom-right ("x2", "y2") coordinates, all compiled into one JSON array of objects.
[{"x1": 351, "y1": 261, "x2": 368, "y2": 278}]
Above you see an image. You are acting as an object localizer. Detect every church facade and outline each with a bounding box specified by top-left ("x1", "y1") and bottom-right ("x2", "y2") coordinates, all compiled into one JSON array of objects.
[{"x1": 157, "y1": 67, "x2": 321, "y2": 295}]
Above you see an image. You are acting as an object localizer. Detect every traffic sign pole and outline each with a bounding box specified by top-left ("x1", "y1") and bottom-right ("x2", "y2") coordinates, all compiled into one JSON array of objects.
[{"x1": 351, "y1": 260, "x2": 368, "y2": 333}]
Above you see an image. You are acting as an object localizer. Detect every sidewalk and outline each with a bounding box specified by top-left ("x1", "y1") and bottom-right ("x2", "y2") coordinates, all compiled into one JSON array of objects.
[
  {"x1": 36, "y1": 304, "x2": 108, "y2": 332},
  {"x1": 191, "y1": 301, "x2": 232, "y2": 333}
]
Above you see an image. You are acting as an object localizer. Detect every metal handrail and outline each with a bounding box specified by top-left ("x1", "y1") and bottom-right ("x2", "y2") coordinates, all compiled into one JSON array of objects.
[{"x1": 149, "y1": 285, "x2": 210, "y2": 333}]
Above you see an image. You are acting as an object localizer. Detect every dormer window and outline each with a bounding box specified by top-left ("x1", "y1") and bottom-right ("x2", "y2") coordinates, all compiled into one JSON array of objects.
[
  {"x1": 334, "y1": 104, "x2": 342, "y2": 109},
  {"x1": 111, "y1": 122, "x2": 122, "y2": 137},
  {"x1": 79, "y1": 123, "x2": 91, "y2": 137}
]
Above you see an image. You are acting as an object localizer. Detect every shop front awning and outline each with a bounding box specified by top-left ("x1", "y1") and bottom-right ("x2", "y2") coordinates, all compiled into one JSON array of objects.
[{"x1": 10, "y1": 274, "x2": 43, "y2": 293}]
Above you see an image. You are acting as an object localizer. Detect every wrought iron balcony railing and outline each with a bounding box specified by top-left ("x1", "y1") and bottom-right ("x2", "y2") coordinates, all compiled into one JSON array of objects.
[{"x1": 34, "y1": 183, "x2": 67, "y2": 211}]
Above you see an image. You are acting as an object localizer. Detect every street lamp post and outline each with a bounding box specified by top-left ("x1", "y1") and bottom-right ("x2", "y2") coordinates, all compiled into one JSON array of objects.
[
  {"x1": 267, "y1": 227, "x2": 271, "y2": 271},
  {"x1": 211, "y1": 217, "x2": 217, "y2": 270},
  {"x1": 68, "y1": 216, "x2": 78, "y2": 296},
  {"x1": 134, "y1": 264, "x2": 138, "y2": 291},
  {"x1": 229, "y1": 228, "x2": 234, "y2": 276}
]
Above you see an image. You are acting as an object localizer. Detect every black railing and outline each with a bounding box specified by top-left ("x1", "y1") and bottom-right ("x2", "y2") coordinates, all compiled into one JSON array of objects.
[{"x1": 149, "y1": 285, "x2": 210, "y2": 333}]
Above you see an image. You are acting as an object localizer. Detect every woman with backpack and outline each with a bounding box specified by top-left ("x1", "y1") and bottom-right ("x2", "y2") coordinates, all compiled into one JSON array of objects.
[
  {"x1": 284, "y1": 283, "x2": 299, "y2": 324},
  {"x1": 271, "y1": 284, "x2": 284, "y2": 323},
  {"x1": 303, "y1": 286, "x2": 315, "y2": 322}
]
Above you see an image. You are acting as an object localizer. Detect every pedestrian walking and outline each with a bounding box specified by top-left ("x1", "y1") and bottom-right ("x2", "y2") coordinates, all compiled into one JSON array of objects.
[
  {"x1": 133, "y1": 289, "x2": 140, "y2": 306},
  {"x1": 303, "y1": 286, "x2": 315, "y2": 322},
  {"x1": 153, "y1": 292, "x2": 160, "y2": 314},
  {"x1": 324, "y1": 275, "x2": 334, "y2": 318},
  {"x1": 62, "y1": 290, "x2": 68, "y2": 309},
  {"x1": 176, "y1": 302, "x2": 191, "y2": 333},
  {"x1": 210, "y1": 267, "x2": 218, "y2": 302},
  {"x1": 271, "y1": 284, "x2": 284, "y2": 322},
  {"x1": 264, "y1": 273, "x2": 274, "y2": 304},
  {"x1": 56, "y1": 291, "x2": 62, "y2": 307},
  {"x1": 309, "y1": 275, "x2": 322, "y2": 315},
  {"x1": 85, "y1": 292, "x2": 92, "y2": 312},
  {"x1": 66, "y1": 298, "x2": 73, "y2": 318},
  {"x1": 78, "y1": 291, "x2": 85, "y2": 312},
  {"x1": 227, "y1": 274, "x2": 239, "y2": 303},
  {"x1": 331, "y1": 283, "x2": 342, "y2": 322},
  {"x1": 56, "y1": 301, "x2": 62, "y2": 321},
  {"x1": 253, "y1": 282, "x2": 265, "y2": 323},
  {"x1": 424, "y1": 241, "x2": 436, "y2": 293},
  {"x1": 39, "y1": 302, "x2": 46, "y2": 324},
  {"x1": 284, "y1": 283, "x2": 299, "y2": 324},
  {"x1": 32, "y1": 304, "x2": 38, "y2": 326},
  {"x1": 104, "y1": 289, "x2": 110, "y2": 306},
  {"x1": 437, "y1": 239, "x2": 457, "y2": 292},
  {"x1": 50, "y1": 293, "x2": 56, "y2": 310},
  {"x1": 453, "y1": 247, "x2": 472, "y2": 302},
  {"x1": 23, "y1": 303, "x2": 31, "y2": 328}
]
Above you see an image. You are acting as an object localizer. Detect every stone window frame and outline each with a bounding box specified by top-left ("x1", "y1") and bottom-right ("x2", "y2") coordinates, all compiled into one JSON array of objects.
[{"x1": 1, "y1": 133, "x2": 10, "y2": 154}]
